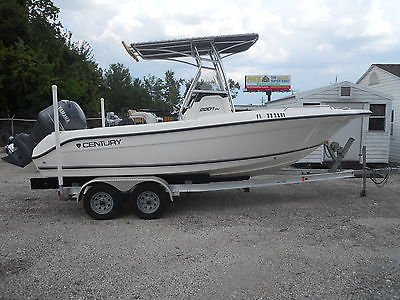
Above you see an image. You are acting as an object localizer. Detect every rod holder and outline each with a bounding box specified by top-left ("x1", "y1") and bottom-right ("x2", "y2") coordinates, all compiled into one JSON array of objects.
[
  {"x1": 52, "y1": 85, "x2": 64, "y2": 193},
  {"x1": 100, "y1": 98, "x2": 105, "y2": 128}
]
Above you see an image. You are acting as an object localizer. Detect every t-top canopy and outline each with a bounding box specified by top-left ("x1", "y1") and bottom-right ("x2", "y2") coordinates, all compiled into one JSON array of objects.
[{"x1": 127, "y1": 33, "x2": 259, "y2": 60}]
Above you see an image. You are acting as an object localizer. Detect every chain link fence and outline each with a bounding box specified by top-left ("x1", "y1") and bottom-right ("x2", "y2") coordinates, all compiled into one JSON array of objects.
[
  {"x1": 0, "y1": 111, "x2": 175, "y2": 147},
  {"x1": 0, "y1": 117, "x2": 103, "y2": 146},
  {"x1": 0, "y1": 118, "x2": 35, "y2": 146}
]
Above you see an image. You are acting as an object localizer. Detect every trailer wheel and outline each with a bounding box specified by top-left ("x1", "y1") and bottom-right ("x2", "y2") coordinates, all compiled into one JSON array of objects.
[
  {"x1": 131, "y1": 183, "x2": 168, "y2": 219},
  {"x1": 83, "y1": 185, "x2": 121, "y2": 220}
]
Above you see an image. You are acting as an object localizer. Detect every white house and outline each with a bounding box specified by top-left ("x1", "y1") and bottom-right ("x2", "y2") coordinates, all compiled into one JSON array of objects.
[
  {"x1": 357, "y1": 64, "x2": 400, "y2": 163},
  {"x1": 264, "y1": 81, "x2": 392, "y2": 164}
]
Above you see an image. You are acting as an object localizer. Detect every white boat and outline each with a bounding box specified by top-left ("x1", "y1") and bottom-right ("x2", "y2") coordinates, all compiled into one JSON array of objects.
[
  {"x1": 31, "y1": 106, "x2": 369, "y2": 179},
  {"x1": 5, "y1": 33, "x2": 370, "y2": 181}
]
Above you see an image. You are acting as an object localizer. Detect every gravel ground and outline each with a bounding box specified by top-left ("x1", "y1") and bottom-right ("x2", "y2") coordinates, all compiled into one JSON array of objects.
[{"x1": 1, "y1": 150, "x2": 400, "y2": 299}]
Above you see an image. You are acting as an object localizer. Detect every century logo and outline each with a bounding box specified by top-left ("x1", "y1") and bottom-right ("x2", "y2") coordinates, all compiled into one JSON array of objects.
[{"x1": 76, "y1": 139, "x2": 122, "y2": 149}]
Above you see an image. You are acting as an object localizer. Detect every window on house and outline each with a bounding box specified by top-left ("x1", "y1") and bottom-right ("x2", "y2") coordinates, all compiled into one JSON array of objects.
[
  {"x1": 368, "y1": 104, "x2": 386, "y2": 131},
  {"x1": 340, "y1": 86, "x2": 351, "y2": 96}
]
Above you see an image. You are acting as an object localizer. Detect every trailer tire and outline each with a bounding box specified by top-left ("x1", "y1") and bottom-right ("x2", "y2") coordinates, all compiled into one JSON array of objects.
[
  {"x1": 131, "y1": 183, "x2": 168, "y2": 219},
  {"x1": 83, "y1": 185, "x2": 121, "y2": 220}
]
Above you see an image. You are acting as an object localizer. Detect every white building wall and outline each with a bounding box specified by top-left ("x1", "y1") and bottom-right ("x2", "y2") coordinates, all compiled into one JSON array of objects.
[
  {"x1": 363, "y1": 134, "x2": 390, "y2": 162},
  {"x1": 358, "y1": 66, "x2": 400, "y2": 162},
  {"x1": 299, "y1": 147, "x2": 323, "y2": 163},
  {"x1": 264, "y1": 96, "x2": 299, "y2": 108},
  {"x1": 268, "y1": 82, "x2": 391, "y2": 164}
]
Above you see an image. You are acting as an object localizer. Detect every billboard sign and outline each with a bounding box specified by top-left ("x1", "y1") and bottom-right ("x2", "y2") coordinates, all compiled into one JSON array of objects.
[{"x1": 245, "y1": 75, "x2": 291, "y2": 92}]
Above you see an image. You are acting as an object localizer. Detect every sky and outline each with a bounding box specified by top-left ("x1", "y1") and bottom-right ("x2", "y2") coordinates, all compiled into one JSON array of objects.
[{"x1": 54, "y1": 0, "x2": 400, "y2": 104}]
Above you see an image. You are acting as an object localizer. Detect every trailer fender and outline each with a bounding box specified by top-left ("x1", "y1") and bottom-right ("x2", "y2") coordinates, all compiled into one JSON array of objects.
[{"x1": 78, "y1": 176, "x2": 174, "y2": 203}]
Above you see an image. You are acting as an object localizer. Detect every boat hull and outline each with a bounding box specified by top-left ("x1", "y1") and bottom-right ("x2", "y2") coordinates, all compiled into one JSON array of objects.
[{"x1": 31, "y1": 108, "x2": 369, "y2": 178}]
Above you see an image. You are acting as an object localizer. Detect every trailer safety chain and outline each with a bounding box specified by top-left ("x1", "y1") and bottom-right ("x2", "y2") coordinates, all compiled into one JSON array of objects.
[{"x1": 369, "y1": 167, "x2": 392, "y2": 187}]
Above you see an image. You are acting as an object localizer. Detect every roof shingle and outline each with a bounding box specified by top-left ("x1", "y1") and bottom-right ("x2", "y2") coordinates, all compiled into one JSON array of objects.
[{"x1": 373, "y1": 64, "x2": 400, "y2": 77}]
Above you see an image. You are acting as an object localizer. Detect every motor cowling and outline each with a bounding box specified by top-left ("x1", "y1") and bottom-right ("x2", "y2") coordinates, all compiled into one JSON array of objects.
[{"x1": 2, "y1": 100, "x2": 86, "y2": 167}]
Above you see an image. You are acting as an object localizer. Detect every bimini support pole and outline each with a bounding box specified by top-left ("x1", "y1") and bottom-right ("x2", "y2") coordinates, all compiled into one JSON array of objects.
[
  {"x1": 52, "y1": 85, "x2": 64, "y2": 197},
  {"x1": 209, "y1": 42, "x2": 235, "y2": 112}
]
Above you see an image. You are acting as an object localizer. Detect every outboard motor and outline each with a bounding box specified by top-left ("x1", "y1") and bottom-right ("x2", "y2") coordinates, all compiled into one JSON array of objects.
[{"x1": 2, "y1": 100, "x2": 86, "y2": 167}]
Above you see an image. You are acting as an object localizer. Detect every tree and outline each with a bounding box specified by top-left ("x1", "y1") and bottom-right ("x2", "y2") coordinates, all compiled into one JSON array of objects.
[
  {"x1": 0, "y1": 0, "x2": 103, "y2": 118},
  {"x1": 100, "y1": 67, "x2": 186, "y2": 114},
  {"x1": 101, "y1": 63, "x2": 137, "y2": 114},
  {"x1": 132, "y1": 78, "x2": 153, "y2": 109},
  {"x1": 228, "y1": 78, "x2": 240, "y2": 99},
  {"x1": 182, "y1": 78, "x2": 241, "y2": 100},
  {"x1": 0, "y1": 0, "x2": 30, "y2": 47},
  {"x1": 57, "y1": 47, "x2": 102, "y2": 117},
  {"x1": 162, "y1": 70, "x2": 185, "y2": 109},
  {"x1": 142, "y1": 75, "x2": 165, "y2": 109},
  {"x1": 0, "y1": 40, "x2": 53, "y2": 117},
  {"x1": 27, "y1": 0, "x2": 60, "y2": 25}
]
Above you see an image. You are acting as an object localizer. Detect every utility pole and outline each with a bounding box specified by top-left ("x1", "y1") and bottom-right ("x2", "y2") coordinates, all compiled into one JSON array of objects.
[{"x1": 266, "y1": 90, "x2": 272, "y2": 102}]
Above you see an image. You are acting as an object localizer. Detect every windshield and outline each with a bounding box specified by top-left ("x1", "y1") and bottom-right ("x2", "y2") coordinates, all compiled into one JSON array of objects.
[{"x1": 194, "y1": 69, "x2": 224, "y2": 91}]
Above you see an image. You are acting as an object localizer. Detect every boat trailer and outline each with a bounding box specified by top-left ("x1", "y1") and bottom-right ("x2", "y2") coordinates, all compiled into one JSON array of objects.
[
  {"x1": 32, "y1": 137, "x2": 399, "y2": 220},
  {"x1": 45, "y1": 160, "x2": 398, "y2": 220}
]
